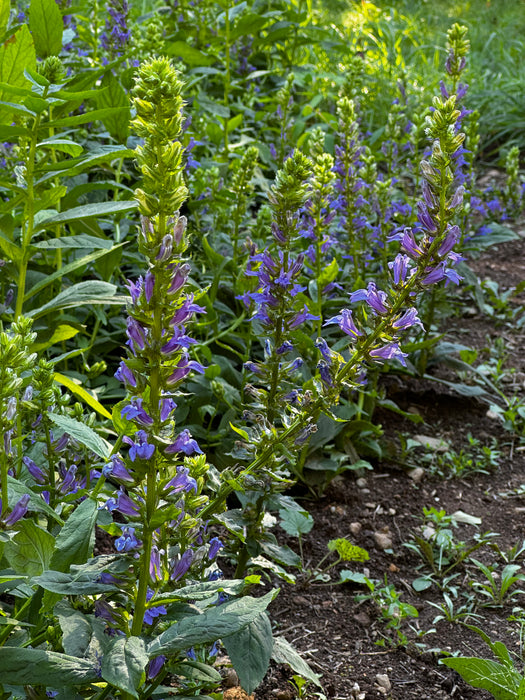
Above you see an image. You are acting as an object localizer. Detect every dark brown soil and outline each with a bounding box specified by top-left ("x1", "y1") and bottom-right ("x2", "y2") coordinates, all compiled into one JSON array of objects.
[{"x1": 253, "y1": 231, "x2": 525, "y2": 699}]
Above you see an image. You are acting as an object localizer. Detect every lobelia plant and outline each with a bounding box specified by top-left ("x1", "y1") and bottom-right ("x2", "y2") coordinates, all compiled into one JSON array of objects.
[{"x1": 0, "y1": 57, "x2": 280, "y2": 699}]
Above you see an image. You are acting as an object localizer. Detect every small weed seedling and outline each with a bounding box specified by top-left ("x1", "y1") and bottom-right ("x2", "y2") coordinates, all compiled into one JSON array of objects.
[
  {"x1": 470, "y1": 559, "x2": 525, "y2": 607},
  {"x1": 427, "y1": 590, "x2": 483, "y2": 625},
  {"x1": 353, "y1": 574, "x2": 419, "y2": 647}
]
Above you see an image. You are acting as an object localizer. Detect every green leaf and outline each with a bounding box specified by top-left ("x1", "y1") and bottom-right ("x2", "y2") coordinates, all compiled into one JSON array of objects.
[
  {"x1": 29, "y1": 0, "x2": 63, "y2": 57},
  {"x1": 0, "y1": 0, "x2": 9, "y2": 31},
  {"x1": 7, "y1": 474, "x2": 62, "y2": 524},
  {"x1": 0, "y1": 25, "x2": 36, "y2": 123},
  {"x1": 55, "y1": 601, "x2": 105, "y2": 658},
  {"x1": 49, "y1": 413, "x2": 110, "y2": 459},
  {"x1": 54, "y1": 373, "x2": 112, "y2": 420},
  {"x1": 25, "y1": 245, "x2": 124, "y2": 302},
  {"x1": 166, "y1": 40, "x2": 214, "y2": 66},
  {"x1": 97, "y1": 71, "x2": 130, "y2": 142},
  {"x1": 32, "y1": 324, "x2": 79, "y2": 351},
  {"x1": 0, "y1": 229, "x2": 22, "y2": 262},
  {"x1": 223, "y1": 613, "x2": 273, "y2": 694},
  {"x1": 50, "y1": 497, "x2": 98, "y2": 572},
  {"x1": 152, "y1": 578, "x2": 252, "y2": 604},
  {"x1": 518, "y1": 677, "x2": 525, "y2": 699},
  {"x1": 36, "y1": 138, "x2": 83, "y2": 157},
  {"x1": 27, "y1": 280, "x2": 124, "y2": 319},
  {"x1": 3, "y1": 519, "x2": 54, "y2": 577},
  {"x1": 37, "y1": 200, "x2": 136, "y2": 225},
  {"x1": 148, "y1": 590, "x2": 277, "y2": 656},
  {"x1": 101, "y1": 637, "x2": 148, "y2": 698},
  {"x1": 0, "y1": 647, "x2": 99, "y2": 686},
  {"x1": 279, "y1": 508, "x2": 314, "y2": 537},
  {"x1": 327, "y1": 539, "x2": 369, "y2": 563},
  {"x1": 272, "y1": 636, "x2": 322, "y2": 687},
  {"x1": 440, "y1": 657, "x2": 522, "y2": 699},
  {"x1": 33, "y1": 570, "x2": 117, "y2": 595},
  {"x1": 318, "y1": 257, "x2": 339, "y2": 288},
  {"x1": 47, "y1": 109, "x2": 131, "y2": 129}
]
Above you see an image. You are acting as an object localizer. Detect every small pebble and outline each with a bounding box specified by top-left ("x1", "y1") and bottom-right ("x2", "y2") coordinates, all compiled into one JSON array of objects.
[
  {"x1": 409, "y1": 467, "x2": 425, "y2": 483},
  {"x1": 375, "y1": 673, "x2": 392, "y2": 694},
  {"x1": 373, "y1": 530, "x2": 393, "y2": 550},
  {"x1": 356, "y1": 477, "x2": 368, "y2": 488},
  {"x1": 349, "y1": 522, "x2": 362, "y2": 536}
]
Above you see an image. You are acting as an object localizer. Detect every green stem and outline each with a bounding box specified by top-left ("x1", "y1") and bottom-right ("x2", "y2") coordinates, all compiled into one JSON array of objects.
[{"x1": 15, "y1": 106, "x2": 44, "y2": 320}]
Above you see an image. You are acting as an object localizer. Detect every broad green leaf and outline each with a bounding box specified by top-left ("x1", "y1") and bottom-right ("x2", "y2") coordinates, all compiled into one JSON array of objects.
[
  {"x1": 152, "y1": 578, "x2": 252, "y2": 604},
  {"x1": 0, "y1": 26, "x2": 35, "y2": 87},
  {"x1": 247, "y1": 555, "x2": 297, "y2": 585},
  {"x1": 50, "y1": 498, "x2": 98, "y2": 572},
  {"x1": 37, "y1": 200, "x2": 136, "y2": 225},
  {"x1": 32, "y1": 325, "x2": 79, "y2": 352},
  {"x1": 0, "y1": 0, "x2": 9, "y2": 31},
  {"x1": 98, "y1": 71, "x2": 130, "y2": 142},
  {"x1": 27, "y1": 280, "x2": 125, "y2": 319},
  {"x1": 272, "y1": 636, "x2": 322, "y2": 687},
  {"x1": 278, "y1": 508, "x2": 314, "y2": 537},
  {"x1": 318, "y1": 257, "x2": 339, "y2": 288},
  {"x1": 29, "y1": 0, "x2": 62, "y2": 56},
  {"x1": 0, "y1": 25, "x2": 36, "y2": 123},
  {"x1": 223, "y1": 612, "x2": 273, "y2": 694},
  {"x1": 36, "y1": 138, "x2": 83, "y2": 157},
  {"x1": 440, "y1": 657, "x2": 522, "y2": 699},
  {"x1": 101, "y1": 637, "x2": 148, "y2": 698},
  {"x1": 54, "y1": 373, "x2": 112, "y2": 420},
  {"x1": 55, "y1": 601, "x2": 105, "y2": 658},
  {"x1": 3, "y1": 520, "x2": 54, "y2": 577},
  {"x1": 166, "y1": 41, "x2": 214, "y2": 66},
  {"x1": 259, "y1": 538, "x2": 301, "y2": 568},
  {"x1": 33, "y1": 570, "x2": 117, "y2": 595},
  {"x1": 7, "y1": 475, "x2": 63, "y2": 524},
  {"x1": 0, "y1": 230, "x2": 22, "y2": 262},
  {"x1": 518, "y1": 677, "x2": 525, "y2": 699},
  {"x1": 148, "y1": 590, "x2": 277, "y2": 656},
  {"x1": 49, "y1": 413, "x2": 110, "y2": 459},
  {"x1": 24, "y1": 244, "x2": 125, "y2": 301},
  {"x1": 0, "y1": 647, "x2": 99, "y2": 686}
]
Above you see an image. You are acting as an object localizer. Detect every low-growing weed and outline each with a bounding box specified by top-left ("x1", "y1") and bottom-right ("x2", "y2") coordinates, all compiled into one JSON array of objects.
[{"x1": 470, "y1": 559, "x2": 525, "y2": 607}]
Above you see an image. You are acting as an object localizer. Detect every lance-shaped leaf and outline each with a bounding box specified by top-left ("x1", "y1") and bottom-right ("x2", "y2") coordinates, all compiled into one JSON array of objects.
[
  {"x1": 148, "y1": 590, "x2": 277, "y2": 656},
  {"x1": 0, "y1": 648, "x2": 99, "y2": 686},
  {"x1": 29, "y1": 0, "x2": 63, "y2": 57},
  {"x1": 440, "y1": 657, "x2": 521, "y2": 699},
  {"x1": 33, "y1": 570, "x2": 117, "y2": 596},
  {"x1": 27, "y1": 280, "x2": 126, "y2": 319},
  {"x1": 49, "y1": 413, "x2": 110, "y2": 459},
  {"x1": 49, "y1": 497, "x2": 98, "y2": 572}
]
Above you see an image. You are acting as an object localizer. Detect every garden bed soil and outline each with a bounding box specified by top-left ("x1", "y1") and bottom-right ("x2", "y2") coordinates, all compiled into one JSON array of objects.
[{"x1": 252, "y1": 231, "x2": 525, "y2": 699}]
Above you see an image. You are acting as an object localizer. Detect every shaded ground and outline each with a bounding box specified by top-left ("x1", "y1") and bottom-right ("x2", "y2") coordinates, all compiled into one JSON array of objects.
[{"x1": 252, "y1": 231, "x2": 525, "y2": 699}]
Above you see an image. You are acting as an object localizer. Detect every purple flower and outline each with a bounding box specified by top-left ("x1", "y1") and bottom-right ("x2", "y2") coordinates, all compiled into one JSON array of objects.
[
  {"x1": 147, "y1": 655, "x2": 166, "y2": 680},
  {"x1": 2, "y1": 494, "x2": 30, "y2": 526},
  {"x1": 115, "y1": 361, "x2": 137, "y2": 388},
  {"x1": 170, "y1": 549, "x2": 193, "y2": 581},
  {"x1": 144, "y1": 271, "x2": 155, "y2": 303},
  {"x1": 350, "y1": 282, "x2": 389, "y2": 314},
  {"x1": 123, "y1": 431, "x2": 155, "y2": 461},
  {"x1": 392, "y1": 307, "x2": 423, "y2": 331},
  {"x1": 102, "y1": 455, "x2": 134, "y2": 485},
  {"x1": 164, "y1": 465, "x2": 198, "y2": 495},
  {"x1": 324, "y1": 308, "x2": 362, "y2": 339},
  {"x1": 289, "y1": 304, "x2": 320, "y2": 329},
  {"x1": 23, "y1": 456, "x2": 46, "y2": 484},
  {"x1": 114, "y1": 525, "x2": 141, "y2": 552},
  {"x1": 208, "y1": 537, "x2": 223, "y2": 560},
  {"x1": 121, "y1": 399, "x2": 154, "y2": 427},
  {"x1": 369, "y1": 343, "x2": 408, "y2": 366},
  {"x1": 401, "y1": 228, "x2": 425, "y2": 259},
  {"x1": 389, "y1": 254, "x2": 411, "y2": 285},
  {"x1": 166, "y1": 429, "x2": 202, "y2": 456},
  {"x1": 150, "y1": 546, "x2": 162, "y2": 582},
  {"x1": 160, "y1": 398, "x2": 177, "y2": 422}
]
